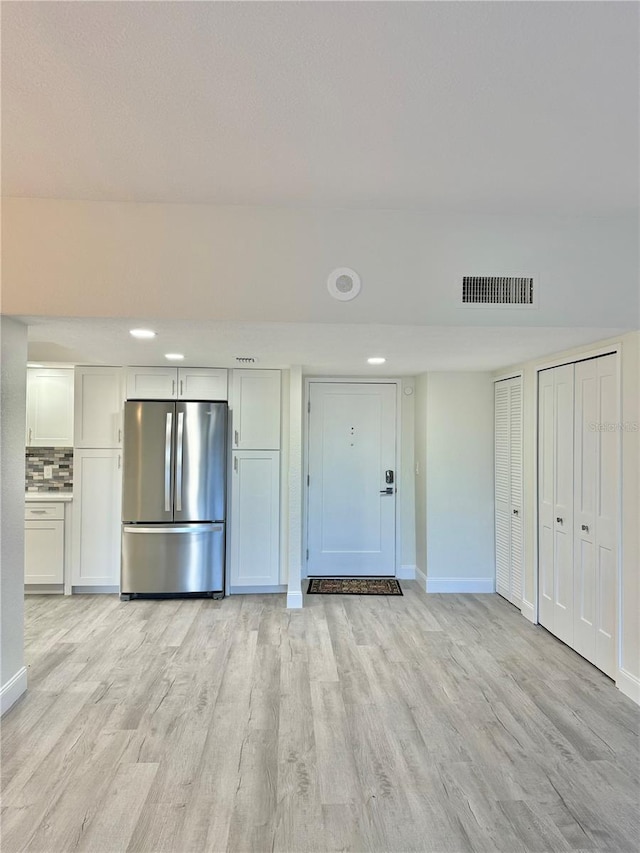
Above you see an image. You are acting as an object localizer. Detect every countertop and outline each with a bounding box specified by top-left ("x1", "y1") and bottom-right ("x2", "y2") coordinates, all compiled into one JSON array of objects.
[{"x1": 25, "y1": 492, "x2": 73, "y2": 502}]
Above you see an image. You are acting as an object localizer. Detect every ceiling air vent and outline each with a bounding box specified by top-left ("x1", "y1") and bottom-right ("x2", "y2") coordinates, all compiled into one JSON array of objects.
[{"x1": 461, "y1": 276, "x2": 535, "y2": 306}]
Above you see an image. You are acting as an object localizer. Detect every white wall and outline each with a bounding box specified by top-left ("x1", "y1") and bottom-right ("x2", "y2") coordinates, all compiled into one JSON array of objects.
[
  {"x1": 3, "y1": 198, "x2": 638, "y2": 329},
  {"x1": 415, "y1": 372, "x2": 495, "y2": 592},
  {"x1": 399, "y1": 378, "x2": 416, "y2": 573},
  {"x1": 0, "y1": 317, "x2": 27, "y2": 714},
  {"x1": 495, "y1": 331, "x2": 640, "y2": 703}
]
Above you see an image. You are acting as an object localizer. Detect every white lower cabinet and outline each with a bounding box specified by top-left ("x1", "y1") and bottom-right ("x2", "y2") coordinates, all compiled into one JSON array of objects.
[
  {"x1": 229, "y1": 450, "x2": 280, "y2": 588},
  {"x1": 72, "y1": 449, "x2": 122, "y2": 588},
  {"x1": 25, "y1": 503, "x2": 65, "y2": 585}
]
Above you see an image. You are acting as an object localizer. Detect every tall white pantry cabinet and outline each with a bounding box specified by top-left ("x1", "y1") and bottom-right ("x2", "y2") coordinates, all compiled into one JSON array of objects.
[
  {"x1": 229, "y1": 370, "x2": 282, "y2": 589},
  {"x1": 494, "y1": 376, "x2": 524, "y2": 608},
  {"x1": 538, "y1": 353, "x2": 618, "y2": 678},
  {"x1": 72, "y1": 367, "x2": 124, "y2": 588}
]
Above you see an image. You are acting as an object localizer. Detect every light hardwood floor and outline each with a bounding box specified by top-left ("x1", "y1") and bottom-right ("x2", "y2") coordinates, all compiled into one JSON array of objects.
[{"x1": 2, "y1": 584, "x2": 639, "y2": 853}]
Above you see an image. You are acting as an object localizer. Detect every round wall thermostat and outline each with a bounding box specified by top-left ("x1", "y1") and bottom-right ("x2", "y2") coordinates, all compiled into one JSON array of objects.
[{"x1": 327, "y1": 268, "x2": 361, "y2": 301}]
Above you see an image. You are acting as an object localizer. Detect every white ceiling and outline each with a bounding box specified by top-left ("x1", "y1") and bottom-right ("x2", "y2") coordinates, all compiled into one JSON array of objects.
[
  {"x1": 22, "y1": 317, "x2": 627, "y2": 375},
  {"x1": 2, "y1": 1, "x2": 638, "y2": 214}
]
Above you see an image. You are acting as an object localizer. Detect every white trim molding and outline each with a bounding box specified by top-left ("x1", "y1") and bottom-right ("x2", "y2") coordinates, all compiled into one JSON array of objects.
[
  {"x1": 426, "y1": 577, "x2": 495, "y2": 594},
  {"x1": 286, "y1": 590, "x2": 303, "y2": 609},
  {"x1": 1, "y1": 666, "x2": 27, "y2": 716},
  {"x1": 415, "y1": 566, "x2": 428, "y2": 590},
  {"x1": 397, "y1": 564, "x2": 416, "y2": 580},
  {"x1": 616, "y1": 669, "x2": 640, "y2": 706}
]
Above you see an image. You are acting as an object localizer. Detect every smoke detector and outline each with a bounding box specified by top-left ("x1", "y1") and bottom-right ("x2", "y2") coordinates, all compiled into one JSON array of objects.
[{"x1": 327, "y1": 268, "x2": 361, "y2": 301}]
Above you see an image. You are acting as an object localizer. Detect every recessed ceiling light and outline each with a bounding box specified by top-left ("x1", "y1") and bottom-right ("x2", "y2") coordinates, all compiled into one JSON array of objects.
[
  {"x1": 165, "y1": 353, "x2": 184, "y2": 361},
  {"x1": 367, "y1": 357, "x2": 386, "y2": 365},
  {"x1": 129, "y1": 328, "x2": 156, "y2": 339}
]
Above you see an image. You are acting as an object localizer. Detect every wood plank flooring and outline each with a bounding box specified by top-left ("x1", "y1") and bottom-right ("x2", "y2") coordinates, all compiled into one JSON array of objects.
[{"x1": 2, "y1": 584, "x2": 639, "y2": 852}]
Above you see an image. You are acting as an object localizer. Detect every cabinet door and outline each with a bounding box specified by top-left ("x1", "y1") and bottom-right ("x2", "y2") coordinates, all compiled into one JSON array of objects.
[
  {"x1": 178, "y1": 368, "x2": 228, "y2": 401},
  {"x1": 26, "y1": 368, "x2": 74, "y2": 447},
  {"x1": 231, "y1": 370, "x2": 281, "y2": 449},
  {"x1": 126, "y1": 368, "x2": 177, "y2": 400},
  {"x1": 72, "y1": 449, "x2": 122, "y2": 587},
  {"x1": 25, "y1": 520, "x2": 64, "y2": 584},
  {"x1": 74, "y1": 367, "x2": 124, "y2": 448},
  {"x1": 230, "y1": 450, "x2": 280, "y2": 586}
]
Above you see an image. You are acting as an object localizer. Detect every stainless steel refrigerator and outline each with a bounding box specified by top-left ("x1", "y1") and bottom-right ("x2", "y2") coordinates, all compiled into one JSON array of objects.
[{"x1": 121, "y1": 400, "x2": 227, "y2": 599}]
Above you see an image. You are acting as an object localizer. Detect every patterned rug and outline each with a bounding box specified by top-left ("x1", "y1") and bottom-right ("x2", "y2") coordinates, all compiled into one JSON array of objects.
[{"x1": 307, "y1": 578, "x2": 403, "y2": 596}]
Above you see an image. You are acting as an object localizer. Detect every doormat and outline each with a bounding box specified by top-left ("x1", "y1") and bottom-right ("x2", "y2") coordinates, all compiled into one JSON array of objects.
[{"x1": 307, "y1": 578, "x2": 403, "y2": 596}]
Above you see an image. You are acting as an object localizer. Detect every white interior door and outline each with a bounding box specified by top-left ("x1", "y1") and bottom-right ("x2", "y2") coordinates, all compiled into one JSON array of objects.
[
  {"x1": 508, "y1": 379, "x2": 523, "y2": 608},
  {"x1": 307, "y1": 382, "x2": 396, "y2": 577},
  {"x1": 495, "y1": 381, "x2": 511, "y2": 599},
  {"x1": 538, "y1": 369, "x2": 555, "y2": 630},
  {"x1": 574, "y1": 354, "x2": 617, "y2": 677},
  {"x1": 552, "y1": 363, "x2": 575, "y2": 646}
]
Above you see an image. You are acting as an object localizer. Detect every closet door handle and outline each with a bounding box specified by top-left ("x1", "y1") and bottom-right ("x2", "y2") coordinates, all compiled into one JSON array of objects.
[
  {"x1": 556, "y1": 517, "x2": 563, "y2": 524},
  {"x1": 581, "y1": 524, "x2": 589, "y2": 532},
  {"x1": 512, "y1": 509, "x2": 519, "y2": 515}
]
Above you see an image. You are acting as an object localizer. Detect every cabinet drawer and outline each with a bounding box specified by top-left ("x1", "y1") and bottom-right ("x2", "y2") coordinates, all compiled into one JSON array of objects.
[{"x1": 25, "y1": 502, "x2": 65, "y2": 521}]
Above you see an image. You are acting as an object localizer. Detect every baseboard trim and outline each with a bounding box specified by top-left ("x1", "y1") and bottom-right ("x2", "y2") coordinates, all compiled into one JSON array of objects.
[
  {"x1": 286, "y1": 590, "x2": 303, "y2": 609},
  {"x1": 228, "y1": 585, "x2": 287, "y2": 595},
  {"x1": 72, "y1": 586, "x2": 120, "y2": 594},
  {"x1": 397, "y1": 565, "x2": 416, "y2": 580},
  {"x1": 520, "y1": 599, "x2": 536, "y2": 624},
  {"x1": 415, "y1": 566, "x2": 428, "y2": 591},
  {"x1": 616, "y1": 668, "x2": 640, "y2": 706},
  {"x1": 1, "y1": 666, "x2": 27, "y2": 716},
  {"x1": 426, "y1": 577, "x2": 495, "y2": 594}
]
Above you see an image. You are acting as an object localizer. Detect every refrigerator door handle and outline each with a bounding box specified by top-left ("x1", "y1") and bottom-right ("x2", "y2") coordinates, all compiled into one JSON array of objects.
[
  {"x1": 164, "y1": 412, "x2": 173, "y2": 512},
  {"x1": 124, "y1": 524, "x2": 223, "y2": 534},
  {"x1": 176, "y1": 411, "x2": 184, "y2": 511}
]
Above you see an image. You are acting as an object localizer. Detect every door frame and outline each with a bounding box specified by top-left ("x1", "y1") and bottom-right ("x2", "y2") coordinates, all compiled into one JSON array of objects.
[
  {"x1": 533, "y1": 343, "x2": 622, "y2": 670},
  {"x1": 302, "y1": 377, "x2": 402, "y2": 579}
]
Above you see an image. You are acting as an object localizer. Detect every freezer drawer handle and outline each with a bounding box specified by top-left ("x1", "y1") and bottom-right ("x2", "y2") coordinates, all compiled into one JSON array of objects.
[
  {"x1": 164, "y1": 412, "x2": 173, "y2": 511},
  {"x1": 176, "y1": 411, "x2": 184, "y2": 511},
  {"x1": 124, "y1": 524, "x2": 223, "y2": 534}
]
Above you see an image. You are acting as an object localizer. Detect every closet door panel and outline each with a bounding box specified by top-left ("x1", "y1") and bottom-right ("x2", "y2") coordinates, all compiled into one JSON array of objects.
[
  {"x1": 538, "y1": 370, "x2": 555, "y2": 630},
  {"x1": 595, "y1": 355, "x2": 618, "y2": 677},
  {"x1": 574, "y1": 359, "x2": 597, "y2": 660},
  {"x1": 495, "y1": 381, "x2": 511, "y2": 599},
  {"x1": 553, "y1": 364, "x2": 574, "y2": 646},
  {"x1": 509, "y1": 380, "x2": 523, "y2": 606}
]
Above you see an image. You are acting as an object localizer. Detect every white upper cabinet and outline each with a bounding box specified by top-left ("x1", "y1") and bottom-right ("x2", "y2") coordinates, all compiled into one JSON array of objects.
[
  {"x1": 26, "y1": 367, "x2": 74, "y2": 447},
  {"x1": 231, "y1": 369, "x2": 281, "y2": 450},
  {"x1": 178, "y1": 368, "x2": 227, "y2": 400},
  {"x1": 126, "y1": 367, "x2": 228, "y2": 400},
  {"x1": 126, "y1": 367, "x2": 178, "y2": 400},
  {"x1": 74, "y1": 367, "x2": 124, "y2": 448}
]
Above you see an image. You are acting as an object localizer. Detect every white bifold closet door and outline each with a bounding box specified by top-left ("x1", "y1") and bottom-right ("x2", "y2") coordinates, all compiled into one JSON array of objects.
[
  {"x1": 538, "y1": 364, "x2": 575, "y2": 646},
  {"x1": 495, "y1": 376, "x2": 523, "y2": 608},
  {"x1": 538, "y1": 354, "x2": 618, "y2": 678},
  {"x1": 573, "y1": 354, "x2": 618, "y2": 677}
]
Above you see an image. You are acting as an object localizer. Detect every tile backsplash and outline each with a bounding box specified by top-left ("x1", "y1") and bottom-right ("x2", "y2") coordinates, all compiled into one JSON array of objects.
[{"x1": 26, "y1": 447, "x2": 73, "y2": 493}]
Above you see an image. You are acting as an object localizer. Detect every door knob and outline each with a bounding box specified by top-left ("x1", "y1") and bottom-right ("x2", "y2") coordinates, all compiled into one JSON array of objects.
[
  {"x1": 513, "y1": 509, "x2": 519, "y2": 515},
  {"x1": 556, "y1": 517, "x2": 563, "y2": 524},
  {"x1": 380, "y1": 487, "x2": 394, "y2": 495},
  {"x1": 581, "y1": 524, "x2": 589, "y2": 532}
]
